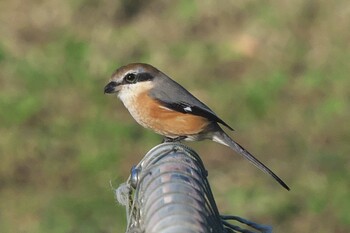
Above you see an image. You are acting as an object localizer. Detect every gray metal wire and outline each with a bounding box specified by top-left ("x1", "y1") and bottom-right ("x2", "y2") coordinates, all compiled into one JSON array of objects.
[{"x1": 115, "y1": 143, "x2": 273, "y2": 233}]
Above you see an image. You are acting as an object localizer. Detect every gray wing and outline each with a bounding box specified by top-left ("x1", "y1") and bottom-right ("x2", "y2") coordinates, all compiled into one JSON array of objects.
[{"x1": 149, "y1": 73, "x2": 234, "y2": 131}]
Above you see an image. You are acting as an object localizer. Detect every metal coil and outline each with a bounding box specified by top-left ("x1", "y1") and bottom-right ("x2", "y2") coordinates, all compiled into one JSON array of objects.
[
  {"x1": 126, "y1": 143, "x2": 223, "y2": 233},
  {"x1": 117, "y1": 143, "x2": 273, "y2": 233}
]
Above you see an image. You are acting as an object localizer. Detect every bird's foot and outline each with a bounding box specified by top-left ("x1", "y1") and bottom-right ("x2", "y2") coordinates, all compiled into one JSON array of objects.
[{"x1": 162, "y1": 136, "x2": 187, "y2": 143}]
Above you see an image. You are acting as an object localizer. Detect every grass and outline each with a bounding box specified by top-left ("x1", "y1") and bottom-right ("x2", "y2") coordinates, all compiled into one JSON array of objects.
[{"x1": 0, "y1": 0, "x2": 349, "y2": 232}]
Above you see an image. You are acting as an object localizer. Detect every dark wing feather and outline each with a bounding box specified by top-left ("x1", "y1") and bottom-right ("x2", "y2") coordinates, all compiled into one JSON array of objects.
[
  {"x1": 149, "y1": 72, "x2": 234, "y2": 131},
  {"x1": 157, "y1": 100, "x2": 234, "y2": 131}
]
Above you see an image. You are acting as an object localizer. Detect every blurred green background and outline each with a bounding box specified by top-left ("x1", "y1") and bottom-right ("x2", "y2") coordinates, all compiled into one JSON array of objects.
[{"x1": 1, "y1": 0, "x2": 349, "y2": 232}]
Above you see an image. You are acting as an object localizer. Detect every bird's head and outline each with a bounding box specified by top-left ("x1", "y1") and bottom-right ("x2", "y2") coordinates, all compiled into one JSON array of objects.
[{"x1": 104, "y1": 63, "x2": 160, "y2": 96}]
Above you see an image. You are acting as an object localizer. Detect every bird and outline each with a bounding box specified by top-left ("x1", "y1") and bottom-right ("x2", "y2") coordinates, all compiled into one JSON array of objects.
[{"x1": 104, "y1": 63, "x2": 290, "y2": 190}]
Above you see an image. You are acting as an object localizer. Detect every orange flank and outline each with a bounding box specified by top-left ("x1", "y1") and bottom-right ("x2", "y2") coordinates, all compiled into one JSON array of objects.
[{"x1": 135, "y1": 91, "x2": 210, "y2": 137}]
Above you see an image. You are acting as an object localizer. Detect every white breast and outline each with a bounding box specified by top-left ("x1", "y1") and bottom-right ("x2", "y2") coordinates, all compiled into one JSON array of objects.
[{"x1": 117, "y1": 82, "x2": 154, "y2": 129}]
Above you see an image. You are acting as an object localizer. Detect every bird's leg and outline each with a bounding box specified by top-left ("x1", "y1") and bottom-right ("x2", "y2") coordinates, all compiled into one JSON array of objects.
[{"x1": 162, "y1": 136, "x2": 187, "y2": 143}]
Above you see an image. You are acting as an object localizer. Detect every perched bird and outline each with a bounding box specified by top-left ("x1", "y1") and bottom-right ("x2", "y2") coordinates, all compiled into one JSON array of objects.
[{"x1": 104, "y1": 63, "x2": 290, "y2": 190}]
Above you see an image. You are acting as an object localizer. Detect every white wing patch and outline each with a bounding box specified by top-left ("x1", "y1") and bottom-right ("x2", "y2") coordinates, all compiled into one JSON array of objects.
[{"x1": 183, "y1": 106, "x2": 192, "y2": 112}]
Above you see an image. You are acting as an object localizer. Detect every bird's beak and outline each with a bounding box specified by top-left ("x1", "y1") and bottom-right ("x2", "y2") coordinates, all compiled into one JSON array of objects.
[{"x1": 104, "y1": 81, "x2": 119, "y2": 94}]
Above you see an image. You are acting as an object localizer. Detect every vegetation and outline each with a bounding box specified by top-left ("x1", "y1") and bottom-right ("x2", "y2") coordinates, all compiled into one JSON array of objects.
[{"x1": 0, "y1": 1, "x2": 349, "y2": 232}]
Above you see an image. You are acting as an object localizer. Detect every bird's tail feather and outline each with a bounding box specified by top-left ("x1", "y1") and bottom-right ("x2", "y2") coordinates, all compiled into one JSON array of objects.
[{"x1": 212, "y1": 131, "x2": 290, "y2": 191}]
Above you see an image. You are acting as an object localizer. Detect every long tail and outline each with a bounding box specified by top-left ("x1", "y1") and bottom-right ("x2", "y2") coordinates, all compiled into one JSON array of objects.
[{"x1": 212, "y1": 131, "x2": 290, "y2": 190}]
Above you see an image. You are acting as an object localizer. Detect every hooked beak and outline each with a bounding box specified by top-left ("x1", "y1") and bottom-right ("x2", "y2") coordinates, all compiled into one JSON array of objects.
[{"x1": 104, "y1": 81, "x2": 119, "y2": 94}]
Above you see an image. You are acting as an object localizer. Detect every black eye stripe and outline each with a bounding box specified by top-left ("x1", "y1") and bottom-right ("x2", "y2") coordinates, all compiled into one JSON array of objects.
[
  {"x1": 137, "y1": 73, "x2": 154, "y2": 82},
  {"x1": 123, "y1": 72, "x2": 154, "y2": 84}
]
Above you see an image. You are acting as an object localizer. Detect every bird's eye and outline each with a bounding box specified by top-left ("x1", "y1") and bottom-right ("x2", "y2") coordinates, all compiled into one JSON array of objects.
[{"x1": 125, "y1": 73, "x2": 137, "y2": 83}]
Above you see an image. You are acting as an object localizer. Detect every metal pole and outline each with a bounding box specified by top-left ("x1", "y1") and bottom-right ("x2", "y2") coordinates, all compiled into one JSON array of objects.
[{"x1": 116, "y1": 143, "x2": 273, "y2": 233}]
